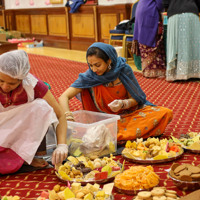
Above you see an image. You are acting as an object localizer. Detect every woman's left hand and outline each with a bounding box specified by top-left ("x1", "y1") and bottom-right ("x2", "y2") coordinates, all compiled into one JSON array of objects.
[
  {"x1": 52, "y1": 144, "x2": 68, "y2": 165},
  {"x1": 108, "y1": 99, "x2": 123, "y2": 112}
]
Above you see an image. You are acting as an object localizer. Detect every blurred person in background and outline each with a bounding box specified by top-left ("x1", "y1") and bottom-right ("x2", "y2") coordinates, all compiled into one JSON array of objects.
[
  {"x1": 132, "y1": 0, "x2": 166, "y2": 78},
  {"x1": 163, "y1": 0, "x2": 200, "y2": 81}
]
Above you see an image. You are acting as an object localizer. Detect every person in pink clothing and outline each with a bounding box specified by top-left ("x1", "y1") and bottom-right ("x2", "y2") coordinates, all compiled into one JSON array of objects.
[{"x1": 0, "y1": 50, "x2": 68, "y2": 175}]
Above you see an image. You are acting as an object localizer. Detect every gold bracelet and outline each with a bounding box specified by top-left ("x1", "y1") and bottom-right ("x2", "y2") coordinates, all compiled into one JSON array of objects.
[
  {"x1": 66, "y1": 115, "x2": 74, "y2": 120},
  {"x1": 65, "y1": 111, "x2": 73, "y2": 116}
]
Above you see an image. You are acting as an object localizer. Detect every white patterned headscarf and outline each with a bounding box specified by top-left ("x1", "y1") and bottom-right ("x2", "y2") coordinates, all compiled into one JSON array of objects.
[{"x1": 0, "y1": 50, "x2": 30, "y2": 80}]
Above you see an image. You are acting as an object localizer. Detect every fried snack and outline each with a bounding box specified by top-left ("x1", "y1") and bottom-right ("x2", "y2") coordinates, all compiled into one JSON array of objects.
[
  {"x1": 67, "y1": 156, "x2": 79, "y2": 165},
  {"x1": 114, "y1": 166, "x2": 159, "y2": 190},
  {"x1": 133, "y1": 187, "x2": 179, "y2": 200},
  {"x1": 123, "y1": 138, "x2": 182, "y2": 161},
  {"x1": 170, "y1": 163, "x2": 200, "y2": 181}
]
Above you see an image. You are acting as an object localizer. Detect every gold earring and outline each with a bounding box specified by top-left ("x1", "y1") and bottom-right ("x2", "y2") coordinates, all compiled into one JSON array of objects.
[{"x1": 108, "y1": 64, "x2": 111, "y2": 70}]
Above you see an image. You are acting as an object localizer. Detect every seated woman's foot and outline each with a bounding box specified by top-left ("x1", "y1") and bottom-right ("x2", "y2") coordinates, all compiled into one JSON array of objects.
[{"x1": 25, "y1": 158, "x2": 49, "y2": 168}]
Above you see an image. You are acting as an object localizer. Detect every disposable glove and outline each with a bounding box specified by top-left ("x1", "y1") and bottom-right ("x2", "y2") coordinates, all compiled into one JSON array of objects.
[
  {"x1": 108, "y1": 99, "x2": 123, "y2": 112},
  {"x1": 52, "y1": 144, "x2": 68, "y2": 165},
  {"x1": 108, "y1": 99, "x2": 131, "y2": 112}
]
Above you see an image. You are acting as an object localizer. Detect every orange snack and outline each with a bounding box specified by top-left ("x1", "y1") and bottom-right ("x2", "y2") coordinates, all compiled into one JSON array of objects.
[{"x1": 114, "y1": 166, "x2": 159, "y2": 190}]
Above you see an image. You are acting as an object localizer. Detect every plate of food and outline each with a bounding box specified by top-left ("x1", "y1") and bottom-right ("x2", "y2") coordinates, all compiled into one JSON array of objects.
[
  {"x1": 168, "y1": 162, "x2": 200, "y2": 191},
  {"x1": 114, "y1": 165, "x2": 160, "y2": 195},
  {"x1": 122, "y1": 137, "x2": 184, "y2": 164},
  {"x1": 36, "y1": 182, "x2": 114, "y2": 200},
  {"x1": 172, "y1": 132, "x2": 200, "y2": 153},
  {"x1": 132, "y1": 186, "x2": 179, "y2": 199},
  {"x1": 55, "y1": 155, "x2": 122, "y2": 185}
]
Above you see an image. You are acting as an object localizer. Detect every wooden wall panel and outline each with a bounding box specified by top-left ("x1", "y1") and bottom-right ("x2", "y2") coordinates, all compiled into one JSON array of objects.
[
  {"x1": 71, "y1": 14, "x2": 95, "y2": 38},
  {"x1": 0, "y1": 15, "x2": 4, "y2": 27},
  {"x1": 5, "y1": 13, "x2": 12, "y2": 30},
  {"x1": 48, "y1": 15, "x2": 67, "y2": 36},
  {"x1": 97, "y1": 4, "x2": 131, "y2": 43},
  {"x1": 3, "y1": 4, "x2": 131, "y2": 49},
  {"x1": 120, "y1": 13, "x2": 124, "y2": 21},
  {"x1": 100, "y1": 13, "x2": 117, "y2": 40},
  {"x1": 31, "y1": 15, "x2": 47, "y2": 35},
  {"x1": 16, "y1": 15, "x2": 30, "y2": 33}
]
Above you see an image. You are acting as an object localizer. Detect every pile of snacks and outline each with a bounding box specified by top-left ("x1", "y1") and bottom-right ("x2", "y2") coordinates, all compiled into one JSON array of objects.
[
  {"x1": 122, "y1": 138, "x2": 183, "y2": 160},
  {"x1": 134, "y1": 187, "x2": 179, "y2": 200},
  {"x1": 172, "y1": 132, "x2": 200, "y2": 150},
  {"x1": 114, "y1": 166, "x2": 159, "y2": 190},
  {"x1": 1, "y1": 196, "x2": 20, "y2": 200},
  {"x1": 37, "y1": 182, "x2": 114, "y2": 200},
  {"x1": 170, "y1": 163, "x2": 200, "y2": 181},
  {"x1": 56, "y1": 155, "x2": 121, "y2": 182}
]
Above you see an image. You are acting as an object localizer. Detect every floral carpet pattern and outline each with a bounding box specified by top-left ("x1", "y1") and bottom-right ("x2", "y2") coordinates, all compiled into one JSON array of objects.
[{"x1": 1, "y1": 54, "x2": 200, "y2": 199}]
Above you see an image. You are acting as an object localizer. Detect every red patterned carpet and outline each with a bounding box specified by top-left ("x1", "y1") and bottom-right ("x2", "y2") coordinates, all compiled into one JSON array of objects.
[
  {"x1": 0, "y1": 54, "x2": 200, "y2": 199},
  {"x1": 29, "y1": 54, "x2": 200, "y2": 138}
]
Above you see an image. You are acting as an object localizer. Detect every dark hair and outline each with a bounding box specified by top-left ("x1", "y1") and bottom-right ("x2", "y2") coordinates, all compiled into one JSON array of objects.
[{"x1": 86, "y1": 47, "x2": 109, "y2": 63}]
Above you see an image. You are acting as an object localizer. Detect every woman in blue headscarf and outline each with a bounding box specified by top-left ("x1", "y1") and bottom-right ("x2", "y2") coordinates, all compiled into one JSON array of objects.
[{"x1": 59, "y1": 42, "x2": 172, "y2": 141}]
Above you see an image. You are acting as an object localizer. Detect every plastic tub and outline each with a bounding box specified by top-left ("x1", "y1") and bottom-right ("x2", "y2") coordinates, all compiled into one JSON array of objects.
[{"x1": 67, "y1": 110, "x2": 120, "y2": 158}]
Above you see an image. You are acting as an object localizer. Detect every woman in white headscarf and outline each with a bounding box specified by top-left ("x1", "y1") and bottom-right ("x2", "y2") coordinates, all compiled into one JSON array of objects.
[{"x1": 0, "y1": 50, "x2": 68, "y2": 175}]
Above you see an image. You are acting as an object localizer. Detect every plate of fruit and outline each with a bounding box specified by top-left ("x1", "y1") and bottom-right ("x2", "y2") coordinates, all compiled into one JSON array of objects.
[
  {"x1": 122, "y1": 137, "x2": 184, "y2": 164},
  {"x1": 172, "y1": 132, "x2": 200, "y2": 153},
  {"x1": 55, "y1": 155, "x2": 122, "y2": 185}
]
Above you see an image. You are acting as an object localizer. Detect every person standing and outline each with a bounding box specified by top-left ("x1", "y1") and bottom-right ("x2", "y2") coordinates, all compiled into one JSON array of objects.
[
  {"x1": 163, "y1": 0, "x2": 200, "y2": 81},
  {"x1": 132, "y1": 0, "x2": 166, "y2": 78}
]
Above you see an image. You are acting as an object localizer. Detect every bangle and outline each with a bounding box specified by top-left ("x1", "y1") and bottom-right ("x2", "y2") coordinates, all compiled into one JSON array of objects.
[
  {"x1": 66, "y1": 115, "x2": 74, "y2": 120},
  {"x1": 122, "y1": 99, "x2": 130, "y2": 109},
  {"x1": 65, "y1": 111, "x2": 73, "y2": 116}
]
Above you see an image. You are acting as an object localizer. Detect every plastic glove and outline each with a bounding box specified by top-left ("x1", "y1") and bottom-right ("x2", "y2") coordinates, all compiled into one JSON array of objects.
[
  {"x1": 108, "y1": 99, "x2": 131, "y2": 112},
  {"x1": 52, "y1": 144, "x2": 68, "y2": 165},
  {"x1": 108, "y1": 99, "x2": 123, "y2": 112}
]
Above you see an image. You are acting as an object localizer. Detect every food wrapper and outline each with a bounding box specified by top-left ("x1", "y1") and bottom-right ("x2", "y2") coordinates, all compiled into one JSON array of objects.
[{"x1": 80, "y1": 124, "x2": 114, "y2": 157}]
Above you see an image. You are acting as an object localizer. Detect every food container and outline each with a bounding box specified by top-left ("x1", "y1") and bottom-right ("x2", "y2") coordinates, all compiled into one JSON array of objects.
[
  {"x1": 168, "y1": 171, "x2": 200, "y2": 191},
  {"x1": 67, "y1": 110, "x2": 120, "y2": 158}
]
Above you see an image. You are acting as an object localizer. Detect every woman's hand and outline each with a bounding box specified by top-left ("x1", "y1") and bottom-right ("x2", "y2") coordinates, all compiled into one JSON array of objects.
[
  {"x1": 108, "y1": 99, "x2": 137, "y2": 112},
  {"x1": 108, "y1": 99, "x2": 124, "y2": 112},
  {"x1": 52, "y1": 144, "x2": 68, "y2": 165}
]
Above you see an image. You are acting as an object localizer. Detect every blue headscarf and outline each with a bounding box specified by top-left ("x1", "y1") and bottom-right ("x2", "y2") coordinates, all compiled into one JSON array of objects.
[{"x1": 71, "y1": 42, "x2": 153, "y2": 105}]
